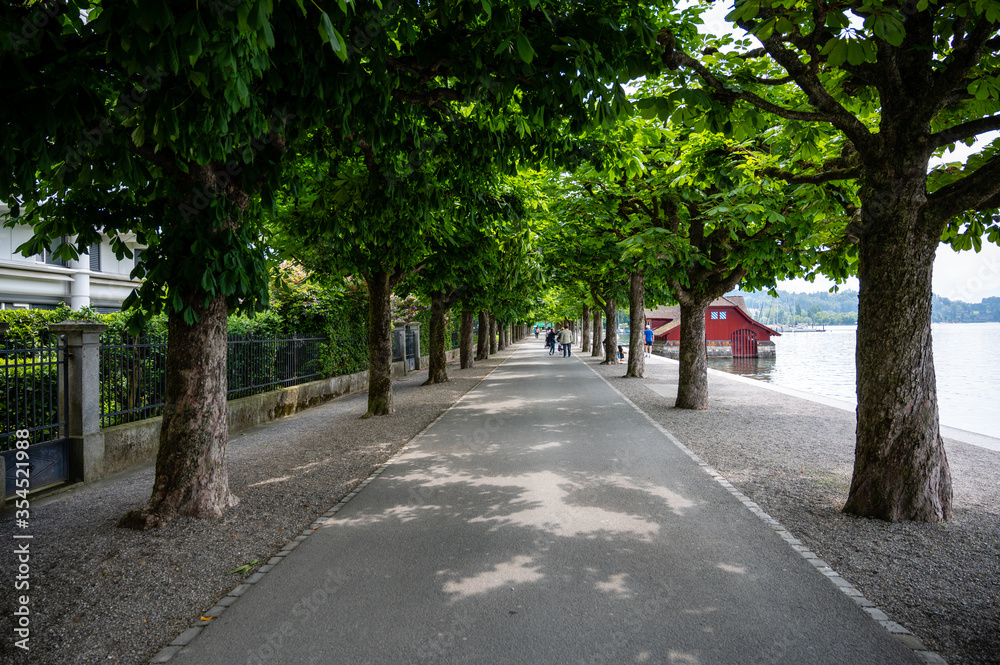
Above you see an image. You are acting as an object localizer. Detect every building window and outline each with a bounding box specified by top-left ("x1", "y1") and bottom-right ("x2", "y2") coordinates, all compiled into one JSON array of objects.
[
  {"x1": 42, "y1": 237, "x2": 66, "y2": 267},
  {"x1": 710, "y1": 311, "x2": 718, "y2": 320},
  {"x1": 720, "y1": 311, "x2": 727, "y2": 320},
  {"x1": 89, "y1": 243, "x2": 101, "y2": 272}
]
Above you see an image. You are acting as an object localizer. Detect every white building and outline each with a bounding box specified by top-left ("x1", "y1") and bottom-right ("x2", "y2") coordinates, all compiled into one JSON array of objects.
[{"x1": 0, "y1": 203, "x2": 143, "y2": 312}]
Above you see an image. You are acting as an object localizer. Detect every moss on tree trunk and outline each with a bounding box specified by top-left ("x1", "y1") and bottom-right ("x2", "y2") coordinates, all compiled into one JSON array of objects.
[
  {"x1": 119, "y1": 295, "x2": 235, "y2": 529},
  {"x1": 460, "y1": 309, "x2": 475, "y2": 369},
  {"x1": 592, "y1": 309, "x2": 602, "y2": 356},
  {"x1": 600, "y1": 298, "x2": 618, "y2": 364},
  {"x1": 476, "y1": 310, "x2": 489, "y2": 360},
  {"x1": 364, "y1": 270, "x2": 394, "y2": 417},
  {"x1": 489, "y1": 315, "x2": 497, "y2": 355},
  {"x1": 625, "y1": 269, "x2": 645, "y2": 378},
  {"x1": 424, "y1": 290, "x2": 450, "y2": 385},
  {"x1": 675, "y1": 299, "x2": 710, "y2": 410},
  {"x1": 844, "y1": 190, "x2": 952, "y2": 522}
]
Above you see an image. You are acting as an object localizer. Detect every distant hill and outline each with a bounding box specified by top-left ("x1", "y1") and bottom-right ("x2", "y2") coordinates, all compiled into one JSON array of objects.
[{"x1": 732, "y1": 289, "x2": 1000, "y2": 324}]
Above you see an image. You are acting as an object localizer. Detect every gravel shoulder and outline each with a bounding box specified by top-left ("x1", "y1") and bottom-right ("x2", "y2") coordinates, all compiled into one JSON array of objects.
[
  {"x1": 588, "y1": 353, "x2": 1000, "y2": 665},
  {"x1": 0, "y1": 347, "x2": 516, "y2": 665}
]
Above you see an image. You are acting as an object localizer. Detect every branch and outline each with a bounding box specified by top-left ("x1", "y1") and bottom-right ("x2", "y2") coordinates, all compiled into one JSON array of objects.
[
  {"x1": 129, "y1": 143, "x2": 179, "y2": 175},
  {"x1": 386, "y1": 56, "x2": 452, "y2": 80},
  {"x1": 740, "y1": 74, "x2": 795, "y2": 85},
  {"x1": 932, "y1": 19, "x2": 997, "y2": 101},
  {"x1": 931, "y1": 113, "x2": 1000, "y2": 148},
  {"x1": 665, "y1": 47, "x2": 829, "y2": 124},
  {"x1": 355, "y1": 137, "x2": 378, "y2": 174},
  {"x1": 392, "y1": 87, "x2": 466, "y2": 106},
  {"x1": 748, "y1": 30, "x2": 873, "y2": 142},
  {"x1": 926, "y1": 153, "x2": 1000, "y2": 223},
  {"x1": 762, "y1": 166, "x2": 861, "y2": 184}
]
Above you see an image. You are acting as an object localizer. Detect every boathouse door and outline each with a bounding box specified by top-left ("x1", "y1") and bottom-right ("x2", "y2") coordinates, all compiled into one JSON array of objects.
[{"x1": 731, "y1": 329, "x2": 757, "y2": 358}]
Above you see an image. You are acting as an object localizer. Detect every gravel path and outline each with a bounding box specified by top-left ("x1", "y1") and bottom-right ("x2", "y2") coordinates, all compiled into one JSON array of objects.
[
  {"x1": 0, "y1": 347, "x2": 516, "y2": 665},
  {"x1": 587, "y1": 351, "x2": 1000, "y2": 665}
]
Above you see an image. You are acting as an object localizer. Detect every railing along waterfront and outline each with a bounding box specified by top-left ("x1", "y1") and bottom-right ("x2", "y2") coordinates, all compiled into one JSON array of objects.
[{"x1": 100, "y1": 334, "x2": 327, "y2": 428}]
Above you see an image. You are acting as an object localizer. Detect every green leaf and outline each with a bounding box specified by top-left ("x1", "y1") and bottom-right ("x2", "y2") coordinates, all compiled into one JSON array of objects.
[
  {"x1": 130, "y1": 125, "x2": 145, "y2": 147},
  {"x1": 494, "y1": 37, "x2": 512, "y2": 56},
  {"x1": 319, "y1": 12, "x2": 348, "y2": 62},
  {"x1": 825, "y1": 39, "x2": 849, "y2": 68},
  {"x1": 516, "y1": 33, "x2": 535, "y2": 64},
  {"x1": 846, "y1": 40, "x2": 867, "y2": 66}
]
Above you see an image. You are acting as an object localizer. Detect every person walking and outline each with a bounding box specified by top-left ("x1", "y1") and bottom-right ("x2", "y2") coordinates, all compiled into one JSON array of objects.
[
  {"x1": 559, "y1": 325, "x2": 574, "y2": 357},
  {"x1": 644, "y1": 324, "x2": 654, "y2": 357},
  {"x1": 545, "y1": 327, "x2": 557, "y2": 355}
]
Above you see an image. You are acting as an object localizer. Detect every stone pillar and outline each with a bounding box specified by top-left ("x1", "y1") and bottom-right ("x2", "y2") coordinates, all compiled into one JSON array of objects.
[
  {"x1": 48, "y1": 321, "x2": 107, "y2": 483},
  {"x1": 393, "y1": 322, "x2": 407, "y2": 375},
  {"x1": 406, "y1": 322, "x2": 421, "y2": 370}
]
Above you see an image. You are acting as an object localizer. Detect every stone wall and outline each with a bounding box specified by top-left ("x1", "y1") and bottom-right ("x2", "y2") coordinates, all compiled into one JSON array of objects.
[{"x1": 97, "y1": 349, "x2": 459, "y2": 482}]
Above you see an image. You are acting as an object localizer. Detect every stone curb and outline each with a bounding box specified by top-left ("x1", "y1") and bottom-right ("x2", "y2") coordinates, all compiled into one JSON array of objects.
[
  {"x1": 582, "y1": 360, "x2": 949, "y2": 665},
  {"x1": 147, "y1": 345, "x2": 521, "y2": 664}
]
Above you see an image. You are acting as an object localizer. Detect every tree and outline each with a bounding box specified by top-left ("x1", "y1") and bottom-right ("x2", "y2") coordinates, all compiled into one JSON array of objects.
[
  {"x1": 662, "y1": 0, "x2": 1000, "y2": 521},
  {"x1": 2, "y1": 0, "x2": 357, "y2": 528},
  {"x1": 553, "y1": 122, "x2": 680, "y2": 377},
  {"x1": 398, "y1": 188, "x2": 527, "y2": 384},
  {"x1": 540, "y1": 169, "x2": 631, "y2": 365},
  {"x1": 548, "y1": 114, "x2": 839, "y2": 403},
  {"x1": 273, "y1": 0, "x2": 663, "y2": 413}
]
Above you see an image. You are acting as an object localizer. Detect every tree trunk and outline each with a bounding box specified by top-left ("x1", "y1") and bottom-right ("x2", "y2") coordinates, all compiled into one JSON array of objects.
[
  {"x1": 675, "y1": 298, "x2": 711, "y2": 410},
  {"x1": 600, "y1": 298, "x2": 618, "y2": 364},
  {"x1": 844, "y1": 193, "x2": 952, "y2": 522},
  {"x1": 424, "y1": 290, "x2": 449, "y2": 385},
  {"x1": 625, "y1": 269, "x2": 645, "y2": 378},
  {"x1": 489, "y1": 315, "x2": 497, "y2": 354},
  {"x1": 476, "y1": 310, "x2": 489, "y2": 360},
  {"x1": 364, "y1": 270, "x2": 394, "y2": 417},
  {"x1": 581, "y1": 304, "x2": 591, "y2": 355},
  {"x1": 119, "y1": 294, "x2": 235, "y2": 529},
  {"x1": 592, "y1": 309, "x2": 602, "y2": 356},
  {"x1": 460, "y1": 309, "x2": 475, "y2": 369}
]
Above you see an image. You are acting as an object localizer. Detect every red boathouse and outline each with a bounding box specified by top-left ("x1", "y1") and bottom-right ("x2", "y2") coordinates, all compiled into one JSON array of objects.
[{"x1": 645, "y1": 295, "x2": 779, "y2": 358}]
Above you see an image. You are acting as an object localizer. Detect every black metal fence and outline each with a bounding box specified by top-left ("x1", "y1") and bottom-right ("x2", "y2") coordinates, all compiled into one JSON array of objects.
[
  {"x1": 0, "y1": 336, "x2": 67, "y2": 453},
  {"x1": 100, "y1": 334, "x2": 168, "y2": 428},
  {"x1": 227, "y1": 335, "x2": 326, "y2": 400},
  {"x1": 100, "y1": 334, "x2": 327, "y2": 428}
]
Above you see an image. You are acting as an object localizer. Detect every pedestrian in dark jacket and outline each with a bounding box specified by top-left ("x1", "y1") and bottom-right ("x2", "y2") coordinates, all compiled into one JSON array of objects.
[{"x1": 545, "y1": 328, "x2": 556, "y2": 355}]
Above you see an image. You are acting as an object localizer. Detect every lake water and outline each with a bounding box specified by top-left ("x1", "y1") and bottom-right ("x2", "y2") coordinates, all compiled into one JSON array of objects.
[{"x1": 705, "y1": 323, "x2": 1000, "y2": 438}]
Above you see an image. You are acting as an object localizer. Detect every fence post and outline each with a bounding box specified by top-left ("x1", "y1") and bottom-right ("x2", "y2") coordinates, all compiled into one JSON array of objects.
[
  {"x1": 407, "y1": 322, "x2": 421, "y2": 370},
  {"x1": 393, "y1": 323, "x2": 407, "y2": 375},
  {"x1": 48, "y1": 321, "x2": 107, "y2": 484}
]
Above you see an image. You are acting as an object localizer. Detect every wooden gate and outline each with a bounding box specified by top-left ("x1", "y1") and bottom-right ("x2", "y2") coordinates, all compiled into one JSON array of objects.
[{"x1": 731, "y1": 329, "x2": 758, "y2": 358}]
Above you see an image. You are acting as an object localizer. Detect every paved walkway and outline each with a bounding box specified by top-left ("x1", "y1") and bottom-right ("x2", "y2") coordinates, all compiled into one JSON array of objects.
[{"x1": 167, "y1": 342, "x2": 921, "y2": 665}]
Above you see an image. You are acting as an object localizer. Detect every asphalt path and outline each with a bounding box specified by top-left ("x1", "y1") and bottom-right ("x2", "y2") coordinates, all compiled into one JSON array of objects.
[{"x1": 169, "y1": 341, "x2": 920, "y2": 665}]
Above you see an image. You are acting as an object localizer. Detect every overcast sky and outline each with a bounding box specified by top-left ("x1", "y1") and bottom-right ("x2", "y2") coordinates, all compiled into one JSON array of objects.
[{"x1": 691, "y1": 3, "x2": 1000, "y2": 303}]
